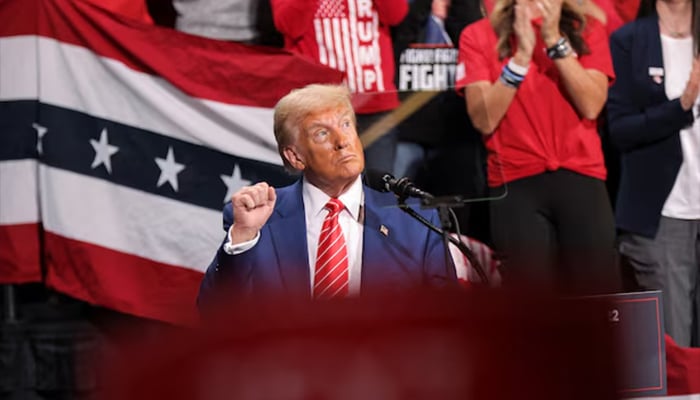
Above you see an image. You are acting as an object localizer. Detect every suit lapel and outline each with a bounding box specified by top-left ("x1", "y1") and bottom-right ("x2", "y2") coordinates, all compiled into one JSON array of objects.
[
  {"x1": 268, "y1": 181, "x2": 310, "y2": 299},
  {"x1": 642, "y1": 16, "x2": 666, "y2": 100},
  {"x1": 361, "y1": 188, "x2": 402, "y2": 292}
]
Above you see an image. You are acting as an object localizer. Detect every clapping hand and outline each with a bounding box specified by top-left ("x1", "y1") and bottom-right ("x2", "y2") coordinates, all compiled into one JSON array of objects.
[
  {"x1": 513, "y1": 0, "x2": 535, "y2": 66},
  {"x1": 680, "y1": 56, "x2": 700, "y2": 111},
  {"x1": 537, "y1": 0, "x2": 563, "y2": 47}
]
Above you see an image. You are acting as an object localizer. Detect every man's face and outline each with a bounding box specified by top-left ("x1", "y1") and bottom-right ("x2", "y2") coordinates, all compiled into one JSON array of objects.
[
  {"x1": 432, "y1": 0, "x2": 450, "y2": 19},
  {"x1": 285, "y1": 106, "x2": 365, "y2": 195}
]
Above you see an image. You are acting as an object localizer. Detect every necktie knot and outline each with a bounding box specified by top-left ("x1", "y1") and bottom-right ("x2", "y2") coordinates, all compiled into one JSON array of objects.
[{"x1": 325, "y1": 198, "x2": 344, "y2": 217}]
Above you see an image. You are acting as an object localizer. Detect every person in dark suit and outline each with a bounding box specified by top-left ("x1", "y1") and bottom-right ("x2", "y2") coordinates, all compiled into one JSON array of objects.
[
  {"x1": 198, "y1": 84, "x2": 456, "y2": 308},
  {"x1": 607, "y1": 0, "x2": 700, "y2": 347}
]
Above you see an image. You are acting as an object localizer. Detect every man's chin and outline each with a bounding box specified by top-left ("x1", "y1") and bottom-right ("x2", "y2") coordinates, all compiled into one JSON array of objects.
[
  {"x1": 344, "y1": 162, "x2": 364, "y2": 177},
  {"x1": 337, "y1": 158, "x2": 364, "y2": 172}
]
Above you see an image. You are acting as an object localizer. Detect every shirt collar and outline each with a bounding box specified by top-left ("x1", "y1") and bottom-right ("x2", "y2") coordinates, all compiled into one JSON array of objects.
[{"x1": 302, "y1": 175, "x2": 363, "y2": 221}]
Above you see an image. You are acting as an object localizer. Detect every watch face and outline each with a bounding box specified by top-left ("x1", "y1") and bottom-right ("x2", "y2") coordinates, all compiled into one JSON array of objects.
[{"x1": 546, "y1": 38, "x2": 571, "y2": 59}]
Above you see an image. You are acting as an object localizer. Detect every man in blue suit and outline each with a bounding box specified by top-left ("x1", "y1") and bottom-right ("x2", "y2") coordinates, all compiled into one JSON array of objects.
[{"x1": 198, "y1": 84, "x2": 456, "y2": 307}]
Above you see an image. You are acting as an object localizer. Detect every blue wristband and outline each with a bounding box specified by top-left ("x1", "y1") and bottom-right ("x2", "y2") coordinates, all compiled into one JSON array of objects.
[{"x1": 500, "y1": 64, "x2": 525, "y2": 89}]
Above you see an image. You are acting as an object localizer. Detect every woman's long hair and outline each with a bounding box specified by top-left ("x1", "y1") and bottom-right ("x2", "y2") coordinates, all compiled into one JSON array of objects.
[{"x1": 489, "y1": 0, "x2": 589, "y2": 60}]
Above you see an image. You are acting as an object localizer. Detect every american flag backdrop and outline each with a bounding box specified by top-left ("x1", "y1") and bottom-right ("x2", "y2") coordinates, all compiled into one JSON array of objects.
[{"x1": 0, "y1": 0, "x2": 342, "y2": 325}]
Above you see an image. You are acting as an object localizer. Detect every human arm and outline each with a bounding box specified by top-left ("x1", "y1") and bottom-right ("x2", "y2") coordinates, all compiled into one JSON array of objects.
[
  {"x1": 538, "y1": 0, "x2": 609, "y2": 120},
  {"x1": 606, "y1": 26, "x2": 696, "y2": 151},
  {"x1": 550, "y1": 55, "x2": 609, "y2": 120},
  {"x1": 197, "y1": 183, "x2": 275, "y2": 310},
  {"x1": 197, "y1": 204, "x2": 244, "y2": 310},
  {"x1": 463, "y1": 0, "x2": 535, "y2": 135}
]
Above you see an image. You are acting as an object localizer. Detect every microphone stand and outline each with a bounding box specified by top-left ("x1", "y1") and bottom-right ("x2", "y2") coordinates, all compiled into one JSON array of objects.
[{"x1": 396, "y1": 194, "x2": 489, "y2": 285}]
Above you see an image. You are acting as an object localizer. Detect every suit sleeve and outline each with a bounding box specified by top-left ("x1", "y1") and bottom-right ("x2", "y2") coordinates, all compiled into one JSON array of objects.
[
  {"x1": 607, "y1": 26, "x2": 694, "y2": 152},
  {"x1": 197, "y1": 203, "x2": 253, "y2": 310}
]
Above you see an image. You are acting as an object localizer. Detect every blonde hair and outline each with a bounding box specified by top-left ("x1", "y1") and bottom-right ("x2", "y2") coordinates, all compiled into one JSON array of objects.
[
  {"x1": 273, "y1": 84, "x2": 356, "y2": 172},
  {"x1": 489, "y1": 0, "x2": 589, "y2": 60}
]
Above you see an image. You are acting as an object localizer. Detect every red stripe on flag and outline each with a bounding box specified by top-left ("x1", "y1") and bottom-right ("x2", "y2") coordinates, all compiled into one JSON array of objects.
[
  {"x1": 43, "y1": 231, "x2": 202, "y2": 325},
  {"x1": 0, "y1": 0, "x2": 343, "y2": 107},
  {"x1": 0, "y1": 223, "x2": 43, "y2": 284}
]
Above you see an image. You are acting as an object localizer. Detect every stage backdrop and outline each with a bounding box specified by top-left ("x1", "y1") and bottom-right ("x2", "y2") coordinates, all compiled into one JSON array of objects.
[{"x1": 0, "y1": 0, "x2": 342, "y2": 325}]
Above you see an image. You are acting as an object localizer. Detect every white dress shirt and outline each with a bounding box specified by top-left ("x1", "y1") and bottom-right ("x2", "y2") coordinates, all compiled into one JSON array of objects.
[{"x1": 223, "y1": 176, "x2": 365, "y2": 296}]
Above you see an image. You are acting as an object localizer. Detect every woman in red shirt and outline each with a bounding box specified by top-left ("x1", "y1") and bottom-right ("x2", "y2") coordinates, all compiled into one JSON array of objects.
[{"x1": 456, "y1": 0, "x2": 619, "y2": 293}]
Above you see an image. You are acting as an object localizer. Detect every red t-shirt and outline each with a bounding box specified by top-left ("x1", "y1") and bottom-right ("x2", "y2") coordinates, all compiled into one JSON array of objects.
[
  {"x1": 595, "y1": 0, "x2": 624, "y2": 35},
  {"x1": 455, "y1": 17, "x2": 614, "y2": 187},
  {"x1": 270, "y1": 0, "x2": 407, "y2": 114}
]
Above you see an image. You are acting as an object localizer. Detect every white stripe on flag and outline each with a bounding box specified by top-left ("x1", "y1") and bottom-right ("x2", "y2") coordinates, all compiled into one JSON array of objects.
[
  {"x1": 340, "y1": 19, "x2": 355, "y2": 91},
  {"x1": 0, "y1": 37, "x2": 38, "y2": 99},
  {"x1": 0, "y1": 36, "x2": 281, "y2": 165},
  {"x1": 314, "y1": 19, "x2": 328, "y2": 67},
  {"x1": 331, "y1": 18, "x2": 345, "y2": 72},
  {"x1": 347, "y1": 0, "x2": 363, "y2": 92},
  {"x1": 372, "y1": 12, "x2": 384, "y2": 92},
  {"x1": 0, "y1": 160, "x2": 40, "y2": 224},
  {"x1": 322, "y1": 19, "x2": 337, "y2": 70},
  {"x1": 38, "y1": 164, "x2": 221, "y2": 271}
]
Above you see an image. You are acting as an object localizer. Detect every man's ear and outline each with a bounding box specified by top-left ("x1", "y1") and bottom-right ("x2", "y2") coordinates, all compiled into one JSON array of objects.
[{"x1": 283, "y1": 146, "x2": 305, "y2": 171}]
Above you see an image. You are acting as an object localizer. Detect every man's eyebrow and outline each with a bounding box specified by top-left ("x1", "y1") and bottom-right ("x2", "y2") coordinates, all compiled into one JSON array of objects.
[
  {"x1": 305, "y1": 121, "x2": 329, "y2": 130},
  {"x1": 305, "y1": 110, "x2": 352, "y2": 130}
]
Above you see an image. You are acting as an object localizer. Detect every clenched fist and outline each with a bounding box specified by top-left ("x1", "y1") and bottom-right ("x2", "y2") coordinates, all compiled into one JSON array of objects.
[{"x1": 230, "y1": 182, "x2": 277, "y2": 244}]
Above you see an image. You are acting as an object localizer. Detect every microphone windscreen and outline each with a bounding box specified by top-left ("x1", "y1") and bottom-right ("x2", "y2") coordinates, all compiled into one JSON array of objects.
[{"x1": 362, "y1": 169, "x2": 392, "y2": 193}]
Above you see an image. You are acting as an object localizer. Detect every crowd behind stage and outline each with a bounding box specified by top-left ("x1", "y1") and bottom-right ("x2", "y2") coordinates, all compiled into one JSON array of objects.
[{"x1": 81, "y1": 0, "x2": 699, "y2": 348}]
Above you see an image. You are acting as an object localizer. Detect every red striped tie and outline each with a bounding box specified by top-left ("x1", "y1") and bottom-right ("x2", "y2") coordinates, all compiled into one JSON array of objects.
[{"x1": 313, "y1": 198, "x2": 349, "y2": 299}]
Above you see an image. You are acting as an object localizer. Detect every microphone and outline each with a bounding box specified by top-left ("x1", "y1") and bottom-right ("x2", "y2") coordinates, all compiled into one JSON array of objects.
[{"x1": 364, "y1": 169, "x2": 434, "y2": 200}]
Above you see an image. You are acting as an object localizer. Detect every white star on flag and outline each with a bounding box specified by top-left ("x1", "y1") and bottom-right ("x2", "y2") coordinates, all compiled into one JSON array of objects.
[
  {"x1": 220, "y1": 164, "x2": 251, "y2": 203},
  {"x1": 32, "y1": 122, "x2": 48, "y2": 155},
  {"x1": 89, "y1": 128, "x2": 119, "y2": 174},
  {"x1": 155, "y1": 146, "x2": 186, "y2": 192}
]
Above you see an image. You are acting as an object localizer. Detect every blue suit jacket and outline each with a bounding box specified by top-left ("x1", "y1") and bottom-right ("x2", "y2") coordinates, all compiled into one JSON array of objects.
[
  {"x1": 198, "y1": 180, "x2": 457, "y2": 306},
  {"x1": 607, "y1": 15, "x2": 694, "y2": 238}
]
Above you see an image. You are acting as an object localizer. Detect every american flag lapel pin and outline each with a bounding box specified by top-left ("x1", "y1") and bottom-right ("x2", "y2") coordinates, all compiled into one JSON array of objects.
[
  {"x1": 380, "y1": 225, "x2": 389, "y2": 237},
  {"x1": 648, "y1": 67, "x2": 664, "y2": 84}
]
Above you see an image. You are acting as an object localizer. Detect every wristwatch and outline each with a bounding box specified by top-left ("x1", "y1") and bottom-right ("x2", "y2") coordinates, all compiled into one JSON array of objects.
[{"x1": 546, "y1": 37, "x2": 572, "y2": 60}]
